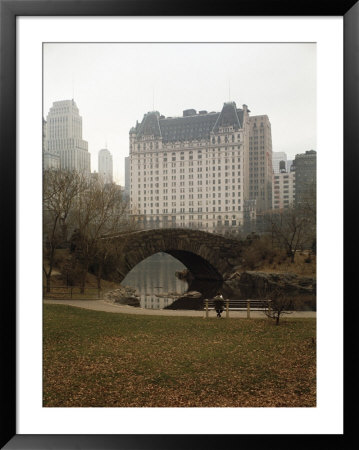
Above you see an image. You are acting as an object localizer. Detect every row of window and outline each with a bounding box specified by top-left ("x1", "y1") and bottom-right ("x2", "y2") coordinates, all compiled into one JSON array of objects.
[
  {"x1": 132, "y1": 143, "x2": 242, "y2": 153},
  {"x1": 135, "y1": 175, "x2": 242, "y2": 184},
  {"x1": 132, "y1": 155, "x2": 241, "y2": 164},
  {"x1": 210, "y1": 134, "x2": 241, "y2": 144},
  {"x1": 139, "y1": 213, "x2": 240, "y2": 220},
  {"x1": 133, "y1": 162, "x2": 242, "y2": 173},
  {"x1": 138, "y1": 198, "x2": 241, "y2": 207},
  {"x1": 133, "y1": 184, "x2": 242, "y2": 193},
  {"x1": 134, "y1": 186, "x2": 241, "y2": 195},
  {"x1": 142, "y1": 192, "x2": 238, "y2": 200},
  {"x1": 138, "y1": 206, "x2": 242, "y2": 215}
]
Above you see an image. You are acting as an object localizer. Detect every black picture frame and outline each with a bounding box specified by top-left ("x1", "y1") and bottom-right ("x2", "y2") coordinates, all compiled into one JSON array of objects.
[{"x1": 1, "y1": 0, "x2": 357, "y2": 448}]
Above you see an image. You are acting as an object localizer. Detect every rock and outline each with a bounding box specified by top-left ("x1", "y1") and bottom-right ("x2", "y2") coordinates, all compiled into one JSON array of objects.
[
  {"x1": 164, "y1": 296, "x2": 203, "y2": 310},
  {"x1": 175, "y1": 268, "x2": 193, "y2": 281},
  {"x1": 103, "y1": 286, "x2": 140, "y2": 307},
  {"x1": 232, "y1": 271, "x2": 316, "y2": 310},
  {"x1": 163, "y1": 290, "x2": 203, "y2": 310},
  {"x1": 114, "y1": 296, "x2": 140, "y2": 307},
  {"x1": 223, "y1": 280, "x2": 241, "y2": 297},
  {"x1": 227, "y1": 271, "x2": 241, "y2": 281},
  {"x1": 182, "y1": 290, "x2": 202, "y2": 299},
  {"x1": 154, "y1": 292, "x2": 182, "y2": 299},
  {"x1": 221, "y1": 282, "x2": 239, "y2": 298}
]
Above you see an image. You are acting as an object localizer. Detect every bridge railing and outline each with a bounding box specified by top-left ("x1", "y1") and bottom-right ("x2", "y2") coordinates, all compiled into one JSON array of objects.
[{"x1": 204, "y1": 299, "x2": 272, "y2": 319}]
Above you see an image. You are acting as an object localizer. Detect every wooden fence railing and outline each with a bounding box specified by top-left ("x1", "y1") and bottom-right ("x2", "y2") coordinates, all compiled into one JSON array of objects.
[{"x1": 43, "y1": 285, "x2": 102, "y2": 299}]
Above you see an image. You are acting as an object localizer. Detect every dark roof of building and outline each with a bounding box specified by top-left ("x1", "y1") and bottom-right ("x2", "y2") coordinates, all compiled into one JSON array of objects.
[
  {"x1": 136, "y1": 112, "x2": 162, "y2": 138},
  {"x1": 134, "y1": 102, "x2": 244, "y2": 142},
  {"x1": 295, "y1": 150, "x2": 317, "y2": 160},
  {"x1": 212, "y1": 102, "x2": 243, "y2": 133},
  {"x1": 160, "y1": 112, "x2": 219, "y2": 142}
]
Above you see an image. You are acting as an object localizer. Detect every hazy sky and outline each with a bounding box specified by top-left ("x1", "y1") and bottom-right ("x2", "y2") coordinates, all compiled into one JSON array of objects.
[{"x1": 43, "y1": 43, "x2": 316, "y2": 185}]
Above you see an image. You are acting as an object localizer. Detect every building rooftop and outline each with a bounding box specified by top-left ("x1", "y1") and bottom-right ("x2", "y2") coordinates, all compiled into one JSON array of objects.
[
  {"x1": 295, "y1": 150, "x2": 317, "y2": 159},
  {"x1": 133, "y1": 102, "x2": 245, "y2": 142}
]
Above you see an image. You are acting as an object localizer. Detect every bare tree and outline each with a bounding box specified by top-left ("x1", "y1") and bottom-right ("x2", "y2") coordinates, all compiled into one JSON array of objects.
[
  {"x1": 93, "y1": 198, "x2": 137, "y2": 289},
  {"x1": 70, "y1": 180, "x2": 133, "y2": 292},
  {"x1": 43, "y1": 169, "x2": 85, "y2": 292},
  {"x1": 263, "y1": 288, "x2": 296, "y2": 325},
  {"x1": 300, "y1": 180, "x2": 316, "y2": 216},
  {"x1": 298, "y1": 180, "x2": 316, "y2": 254},
  {"x1": 265, "y1": 206, "x2": 314, "y2": 263}
]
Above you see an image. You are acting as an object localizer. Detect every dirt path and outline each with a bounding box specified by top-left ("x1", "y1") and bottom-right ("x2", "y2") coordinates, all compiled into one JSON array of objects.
[{"x1": 43, "y1": 298, "x2": 316, "y2": 318}]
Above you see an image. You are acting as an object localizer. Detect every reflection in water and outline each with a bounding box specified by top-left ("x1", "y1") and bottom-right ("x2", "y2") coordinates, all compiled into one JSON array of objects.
[{"x1": 121, "y1": 252, "x2": 188, "y2": 309}]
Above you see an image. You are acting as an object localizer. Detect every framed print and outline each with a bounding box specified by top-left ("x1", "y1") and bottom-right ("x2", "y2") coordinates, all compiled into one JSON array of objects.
[{"x1": 1, "y1": 0, "x2": 357, "y2": 448}]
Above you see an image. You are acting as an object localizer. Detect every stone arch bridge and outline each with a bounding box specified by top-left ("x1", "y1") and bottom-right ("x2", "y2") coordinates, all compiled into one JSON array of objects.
[{"x1": 103, "y1": 228, "x2": 245, "y2": 282}]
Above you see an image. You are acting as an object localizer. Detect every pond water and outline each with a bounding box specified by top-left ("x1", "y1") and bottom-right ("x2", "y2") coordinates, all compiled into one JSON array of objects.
[{"x1": 121, "y1": 252, "x2": 188, "y2": 309}]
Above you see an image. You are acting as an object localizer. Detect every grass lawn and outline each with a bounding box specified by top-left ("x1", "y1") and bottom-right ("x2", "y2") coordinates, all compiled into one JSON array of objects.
[{"x1": 43, "y1": 304, "x2": 316, "y2": 407}]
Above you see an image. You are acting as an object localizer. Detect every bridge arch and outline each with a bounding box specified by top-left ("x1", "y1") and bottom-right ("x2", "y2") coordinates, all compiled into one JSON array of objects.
[{"x1": 105, "y1": 229, "x2": 244, "y2": 283}]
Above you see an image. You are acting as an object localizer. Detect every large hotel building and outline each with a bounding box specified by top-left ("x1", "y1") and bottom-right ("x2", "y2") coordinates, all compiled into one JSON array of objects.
[{"x1": 129, "y1": 101, "x2": 272, "y2": 233}]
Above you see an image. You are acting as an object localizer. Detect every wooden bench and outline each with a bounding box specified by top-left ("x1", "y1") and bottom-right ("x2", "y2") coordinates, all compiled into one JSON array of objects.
[{"x1": 204, "y1": 299, "x2": 272, "y2": 319}]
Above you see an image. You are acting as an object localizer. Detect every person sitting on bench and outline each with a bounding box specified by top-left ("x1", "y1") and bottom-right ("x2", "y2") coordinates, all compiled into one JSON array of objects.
[{"x1": 213, "y1": 292, "x2": 225, "y2": 318}]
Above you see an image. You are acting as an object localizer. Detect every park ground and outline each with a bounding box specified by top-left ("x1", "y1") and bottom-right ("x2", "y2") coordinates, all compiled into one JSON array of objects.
[{"x1": 43, "y1": 304, "x2": 316, "y2": 407}]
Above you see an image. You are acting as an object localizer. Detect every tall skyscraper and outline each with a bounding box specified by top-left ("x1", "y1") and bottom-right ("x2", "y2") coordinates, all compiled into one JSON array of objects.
[
  {"x1": 44, "y1": 99, "x2": 91, "y2": 174},
  {"x1": 43, "y1": 118, "x2": 60, "y2": 170},
  {"x1": 98, "y1": 148, "x2": 113, "y2": 184},
  {"x1": 248, "y1": 115, "x2": 273, "y2": 211},
  {"x1": 129, "y1": 101, "x2": 273, "y2": 233}
]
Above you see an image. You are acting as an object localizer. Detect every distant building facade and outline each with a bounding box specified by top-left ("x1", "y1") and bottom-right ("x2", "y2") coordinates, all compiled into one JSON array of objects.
[
  {"x1": 293, "y1": 150, "x2": 316, "y2": 206},
  {"x1": 272, "y1": 165, "x2": 296, "y2": 210},
  {"x1": 272, "y1": 151, "x2": 287, "y2": 174},
  {"x1": 124, "y1": 156, "x2": 130, "y2": 199},
  {"x1": 129, "y1": 101, "x2": 273, "y2": 233},
  {"x1": 98, "y1": 148, "x2": 113, "y2": 184},
  {"x1": 43, "y1": 118, "x2": 60, "y2": 169},
  {"x1": 44, "y1": 99, "x2": 91, "y2": 174},
  {"x1": 243, "y1": 199, "x2": 257, "y2": 234},
  {"x1": 287, "y1": 159, "x2": 294, "y2": 173},
  {"x1": 248, "y1": 115, "x2": 273, "y2": 211}
]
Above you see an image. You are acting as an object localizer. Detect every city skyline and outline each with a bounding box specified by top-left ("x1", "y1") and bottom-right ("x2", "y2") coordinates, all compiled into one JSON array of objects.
[{"x1": 43, "y1": 43, "x2": 316, "y2": 185}]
